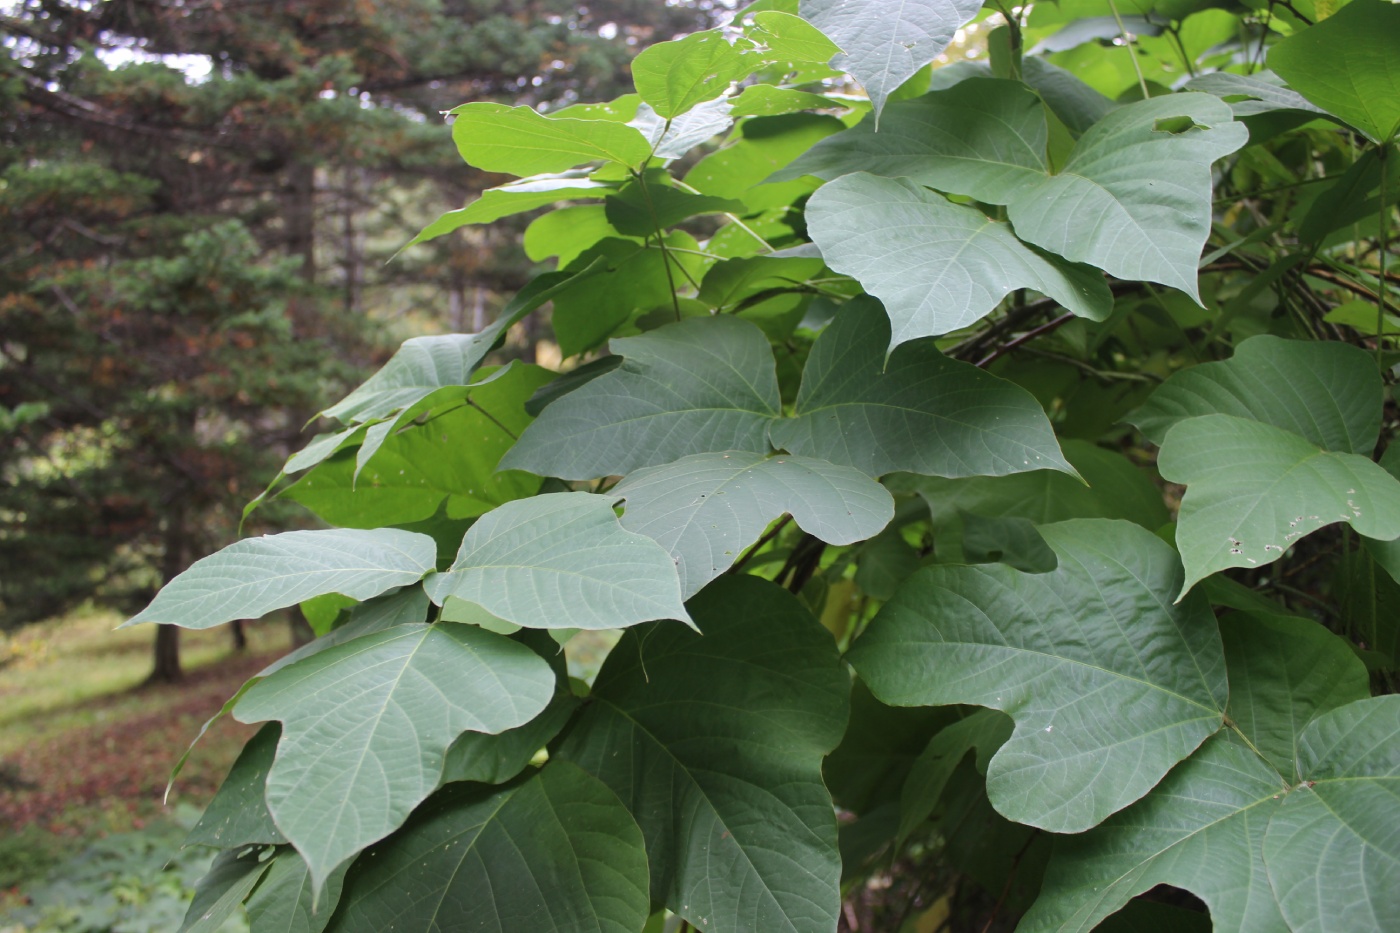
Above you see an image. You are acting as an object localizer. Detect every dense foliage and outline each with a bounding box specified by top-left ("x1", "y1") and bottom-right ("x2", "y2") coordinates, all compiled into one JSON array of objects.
[{"x1": 135, "y1": 0, "x2": 1399, "y2": 929}]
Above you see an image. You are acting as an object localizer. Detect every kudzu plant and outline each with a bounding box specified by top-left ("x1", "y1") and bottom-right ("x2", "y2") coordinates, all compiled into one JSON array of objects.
[{"x1": 135, "y1": 1, "x2": 1400, "y2": 930}]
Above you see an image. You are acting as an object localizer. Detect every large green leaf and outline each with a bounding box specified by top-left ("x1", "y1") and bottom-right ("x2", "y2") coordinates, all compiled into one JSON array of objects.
[
  {"x1": 555, "y1": 575, "x2": 849, "y2": 933},
  {"x1": 450, "y1": 102, "x2": 652, "y2": 175},
  {"x1": 769, "y1": 300, "x2": 1075, "y2": 479},
  {"x1": 685, "y1": 112, "x2": 845, "y2": 212},
  {"x1": 233, "y1": 622, "x2": 555, "y2": 890},
  {"x1": 798, "y1": 0, "x2": 984, "y2": 117},
  {"x1": 318, "y1": 267, "x2": 597, "y2": 427},
  {"x1": 1268, "y1": 0, "x2": 1400, "y2": 144},
  {"x1": 503, "y1": 316, "x2": 780, "y2": 480},
  {"x1": 179, "y1": 845, "x2": 271, "y2": 933},
  {"x1": 1128, "y1": 335, "x2": 1382, "y2": 453},
  {"x1": 125, "y1": 528, "x2": 436, "y2": 630},
  {"x1": 848, "y1": 519, "x2": 1228, "y2": 833},
  {"x1": 257, "y1": 586, "x2": 431, "y2": 679},
  {"x1": 548, "y1": 234, "x2": 711, "y2": 357},
  {"x1": 779, "y1": 80, "x2": 1246, "y2": 298},
  {"x1": 1184, "y1": 70, "x2": 1326, "y2": 118},
  {"x1": 614, "y1": 450, "x2": 894, "y2": 597},
  {"x1": 244, "y1": 848, "x2": 348, "y2": 933},
  {"x1": 1263, "y1": 696, "x2": 1400, "y2": 933},
  {"x1": 631, "y1": 30, "x2": 756, "y2": 119},
  {"x1": 898, "y1": 710, "x2": 1013, "y2": 845},
  {"x1": 285, "y1": 365, "x2": 551, "y2": 528},
  {"x1": 326, "y1": 763, "x2": 650, "y2": 933},
  {"x1": 1158, "y1": 414, "x2": 1400, "y2": 595},
  {"x1": 187, "y1": 723, "x2": 286, "y2": 848},
  {"x1": 1018, "y1": 731, "x2": 1290, "y2": 933},
  {"x1": 805, "y1": 173, "x2": 1112, "y2": 343},
  {"x1": 1220, "y1": 612, "x2": 1371, "y2": 779},
  {"x1": 403, "y1": 172, "x2": 611, "y2": 249},
  {"x1": 423, "y1": 493, "x2": 692, "y2": 631}
]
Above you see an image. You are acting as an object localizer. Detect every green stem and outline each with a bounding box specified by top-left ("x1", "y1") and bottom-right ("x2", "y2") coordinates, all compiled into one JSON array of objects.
[
  {"x1": 1107, "y1": 0, "x2": 1150, "y2": 99},
  {"x1": 1378, "y1": 143, "x2": 1392, "y2": 364},
  {"x1": 635, "y1": 169, "x2": 685, "y2": 321}
]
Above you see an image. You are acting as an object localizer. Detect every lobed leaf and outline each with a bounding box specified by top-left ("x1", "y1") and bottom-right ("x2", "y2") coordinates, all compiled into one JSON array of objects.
[
  {"x1": 769, "y1": 300, "x2": 1075, "y2": 478},
  {"x1": 234, "y1": 622, "x2": 555, "y2": 890},
  {"x1": 1159, "y1": 414, "x2": 1400, "y2": 596},
  {"x1": 849, "y1": 519, "x2": 1228, "y2": 833},
  {"x1": 805, "y1": 173, "x2": 1112, "y2": 344},
  {"x1": 504, "y1": 316, "x2": 780, "y2": 480}
]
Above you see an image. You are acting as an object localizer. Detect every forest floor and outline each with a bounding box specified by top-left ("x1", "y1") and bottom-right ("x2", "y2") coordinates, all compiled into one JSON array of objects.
[{"x1": 0, "y1": 609, "x2": 292, "y2": 891}]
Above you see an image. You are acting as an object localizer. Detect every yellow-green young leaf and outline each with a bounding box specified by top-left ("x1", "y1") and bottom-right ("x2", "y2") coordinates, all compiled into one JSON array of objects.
[
  {"x1": 1158, "y1": 414, "x2": 1400, "y2": 596},
  {"x1": 325, "y1": 764, "x2": 650, "y2": 933},
  {"x1": 317, "y1": 265, "x2": 601, "y2": 429},
  {"x1": 423, "y1": 493, "x2": 693, "y2": 631},
  {"x1": 779, "y1": 80, "x2": 1247, "y2": 300},
  {"x1": 728, "y1": 84, "x2": 848, "y2": 118},
  {"x1": 747, "y1": 11, "x2": 843, "y2": 64},
  {"x1": 631, "y1": 30, "x2": 756, "y2": 119},
  {"x1": 450, "y1": 102, "x2": 652, "y2": 175},
  {"x1": 615, "y1": 451, "x2": 894, "y2": 598},
  {"x1": 770, "y1": 300, "x2": 1076, "y2": 479},
  {"x1": 402, "y1": 172, "x2": 611, "y2": 249},
  {"x1": 805, "y1": 173, "x2": 1112, "y2": 344},
  {"x1": 1128, "y1": 335, "x2": 1383, "y2": 453},
  {"x1": 799, "y1": 0, "x2": 984, "y2": 118},
  {"x1": 848, "y1": 519, "x2": 1228, "y2": 833},
  {"x1": 555, "y1": 576, "x2": 850, "y2": 933},
  {"x1": 685, "y1": 112, "x2": 845, "y2": 213},
  {"x1": 524, "y1": 204, "x2": 633, "y2": 266},
  {"x1": 1268, "y1": 0, "x2": 1400, "y2": 143},
  {"x1": 1264, "y1": 696, "x2": 1400, "y2": 933},
  {"x1": 124, "y1": 528, "x2": 436, "y2": 630},
  {"x1": 503, "y1": 316, "x2": 780, "y2": 481},
  {"x1": 234, "y1": 622, "x2": 555, "y2": 892},
  {"x1": 284, "y1": 365, "x2": 552, "y2": 529}
]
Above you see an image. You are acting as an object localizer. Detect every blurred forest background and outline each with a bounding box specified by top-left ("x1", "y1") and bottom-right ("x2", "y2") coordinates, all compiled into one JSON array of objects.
[{"x1": 0, "y1": 0, "x2": 716, "y2": 925}]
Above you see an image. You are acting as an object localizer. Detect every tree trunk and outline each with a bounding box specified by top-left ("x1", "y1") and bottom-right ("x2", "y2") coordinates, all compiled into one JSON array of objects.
[
  {"x1": 146, "y1": 496, "x2": 187, "y2": 684},
  {"x1": 284, "y1": 161, "x2": 317, "y2": 281},
  {"x1": 230, "y1": 619, "x2": 248, "y2": 652}
]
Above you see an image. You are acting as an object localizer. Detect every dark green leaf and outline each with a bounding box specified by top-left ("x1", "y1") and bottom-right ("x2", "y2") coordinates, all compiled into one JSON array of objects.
[
  {"x1": 179, "y1": 845, "x2": 271, "y2": 933},
  {"x1": 244, "y1": 848, "x2": 348, "y2": 933},
  {"x1": 187, "y1": 723, "x2": 286, "y2": 849},
  {"x1": 327, "y1": 763, "x2": 651, "y2": 933},
  {"x1": 1128, "y1": 334, "x2": 1383, "y2": 453},
  {"x1": 504, "y1": 316, "x2": 780, "y2": 480},
  {"x1": 898, "y1": 709, "x2": 1013, "y2": 845},
  {"x1": 769, "y1": 300, "x2": 1075, "y2": 478},
  {"x1": 604, "y1": 180, "x2": 744, "y2": 236},
  {"x1": 556, "y1": 575, "x2": 849, "y2": 932}
]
